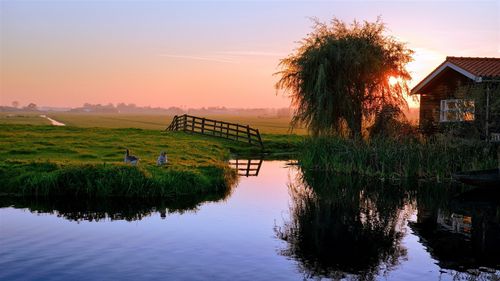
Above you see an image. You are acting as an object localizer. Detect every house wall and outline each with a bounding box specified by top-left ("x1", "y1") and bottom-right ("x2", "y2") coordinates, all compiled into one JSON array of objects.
[{"x1": 418, "y1": 68, "x2": 471, "y2": 129}]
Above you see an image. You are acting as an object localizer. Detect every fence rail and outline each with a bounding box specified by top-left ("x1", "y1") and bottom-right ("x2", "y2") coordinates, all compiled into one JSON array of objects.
[{"x1": 166, "y1": 114, "x2": 264, "y2": 148}]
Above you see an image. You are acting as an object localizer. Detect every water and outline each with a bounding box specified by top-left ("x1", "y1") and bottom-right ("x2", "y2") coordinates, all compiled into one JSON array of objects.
[
  {"x1": 39, "y1": 115, "x2": 65, "y2": 126},
  {"x1": 1, "y1": 161, "x2": 499, "y2": 281}
]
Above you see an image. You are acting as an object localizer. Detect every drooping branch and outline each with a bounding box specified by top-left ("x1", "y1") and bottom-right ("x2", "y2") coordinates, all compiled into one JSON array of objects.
[{"x1": 276, "y1": 17, "x2": 413, "y2": 138}]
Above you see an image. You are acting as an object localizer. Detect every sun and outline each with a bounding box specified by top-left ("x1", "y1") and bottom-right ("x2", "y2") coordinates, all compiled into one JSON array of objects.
[{"x1": 388, "y1": 76, "x2": 398, "y2": 86}]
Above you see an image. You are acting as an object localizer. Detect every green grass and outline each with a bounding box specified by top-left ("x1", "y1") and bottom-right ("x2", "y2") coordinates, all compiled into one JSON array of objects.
[
  {"x1": 0, "y1": 125, "x2": 234, "y2": 166},
  {"x1": 2, "y1": 112, "x2": 495, "y2": 183},
  {"x1": 0, "y1": 112, "x2": 306, "y2": 134},
  {"x1": 299, "y1": 136, "x2": 498, "y2": 180},
  {"x1": 45, "y1": 113, "x2": 172, "y2": 130},
  {"x1": 0, "y1": 113, "x2": 51, "y2": 125},
  {"x1": 0, "y1": 161, "x2": 236, "y2": 198},
  {"x1": 0, "y1": 124, "x2": 244, "y2": 197},
  {"x1": 0, "y1": 121, "x2": 302, "y2": 197}
]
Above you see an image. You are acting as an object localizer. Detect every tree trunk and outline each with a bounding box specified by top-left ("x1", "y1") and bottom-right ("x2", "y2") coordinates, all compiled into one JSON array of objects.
[{"x1": 350, "y1": 102, "x2": 363, "y2": 139}]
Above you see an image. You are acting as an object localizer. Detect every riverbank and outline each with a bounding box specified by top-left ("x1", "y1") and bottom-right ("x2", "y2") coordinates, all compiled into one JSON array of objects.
[
  {"x1": 0, "y1": 124, "x2": 237, "y2": 197},
  {"x1": 298, "y1": 136, "x2": 498, "y2": 180},
  {"x1": 0, "y1": 124, "x2": 301, "y2": 197},
  {"x1": 4, "y1": 121, "x2": 494, "y2": 198}
]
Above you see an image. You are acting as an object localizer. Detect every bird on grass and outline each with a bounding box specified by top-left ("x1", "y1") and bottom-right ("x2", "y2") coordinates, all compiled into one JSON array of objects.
[{"x1": 124, "y1": 149, "x2": 139, "y2": 165}]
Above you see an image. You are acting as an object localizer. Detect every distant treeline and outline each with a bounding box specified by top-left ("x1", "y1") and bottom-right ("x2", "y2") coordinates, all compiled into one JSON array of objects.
[{"x1": 0, "y1": 102, "x2": 293, "y2": 117}]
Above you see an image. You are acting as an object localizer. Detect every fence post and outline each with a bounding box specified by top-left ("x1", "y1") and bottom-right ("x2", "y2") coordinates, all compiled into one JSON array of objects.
[
  {"x1": 254, "y1": 158, "x2": 263, "y2": 176},
  {"x1": 246, "y1": 125, "x2": 251, "y2": 144},
  {"x1": 201, "y1": 118, "x2": 205, "y2": 134},
  {"x1": 168, "y1": 115, "x2": 176, "y2": 131},
  {"x1": 183, "y1": 115, "x2": 187, "y2": 131},
  {"x1": 256, "y1": 129, "x2": 263, "y2": 149}
]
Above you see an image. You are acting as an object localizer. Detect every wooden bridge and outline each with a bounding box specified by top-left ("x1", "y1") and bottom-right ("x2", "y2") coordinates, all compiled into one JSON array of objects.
[{"x1": 166, "y1": 114, "x2": 264, "y2": 148}]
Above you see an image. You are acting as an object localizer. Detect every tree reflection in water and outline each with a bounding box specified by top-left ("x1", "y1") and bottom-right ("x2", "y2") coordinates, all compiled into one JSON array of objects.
[
  {"x1": 276, "y1": 167, "x2": 500, "y2": 280},
  {"x1": 275, "y1": 169, "x2": 414, "y2": 279}
]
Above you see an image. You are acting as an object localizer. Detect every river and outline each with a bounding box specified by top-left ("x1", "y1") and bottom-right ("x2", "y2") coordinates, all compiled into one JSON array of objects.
[{"x1": 0, "y1": 161, "x2": 499, "y2": 280}]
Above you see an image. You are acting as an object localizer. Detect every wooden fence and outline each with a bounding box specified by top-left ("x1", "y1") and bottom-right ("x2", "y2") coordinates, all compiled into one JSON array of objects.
[
  {"x1": 228, "y1": 158, "x2": 263, "y2": 177},
  {"x1": 166, "y1": 114, "x2": 264, "y2": 148}
]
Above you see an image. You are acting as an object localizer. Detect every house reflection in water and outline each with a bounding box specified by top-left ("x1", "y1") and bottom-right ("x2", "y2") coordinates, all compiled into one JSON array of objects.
[
  {"x1": 411, "y1": 187, "x2": 500, "y2": 271},
  {"x1": 436, "y1": 212, "x2": 472, "y2": 237}
]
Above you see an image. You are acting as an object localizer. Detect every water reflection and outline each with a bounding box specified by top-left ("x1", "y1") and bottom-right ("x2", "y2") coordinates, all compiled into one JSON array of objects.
[
  {"x1": 0, "y1": 182, "x2": 234, "y2": 222},
  {"x1": 411, "y1": 187, "x2": 500, "y2": 271},
  {"x1": 275, "y1": 171, "x2": 413, "y2": 279},
  {"x1": 2, "y1": 161, "x2": 500, "y2": 281},
  {"x1": 276, "y1": 168, "x2": 500, "y2": 279},
  {"x1": 228, "y1": 158, "x2": 263, "y2": 177}
]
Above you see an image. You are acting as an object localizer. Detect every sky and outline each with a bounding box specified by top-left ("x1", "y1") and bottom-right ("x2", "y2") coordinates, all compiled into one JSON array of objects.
[{"x1": 1, "y1": 0, "x2": 499, "y2": 109}]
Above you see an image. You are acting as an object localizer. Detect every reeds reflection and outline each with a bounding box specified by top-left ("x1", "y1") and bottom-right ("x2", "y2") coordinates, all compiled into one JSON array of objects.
[
  {"x1": 275, "y1": 167, "x2": 499, "y2": 279},
  {"x1": 0, "y1": 179, "x2": 236, "y2": 222}
]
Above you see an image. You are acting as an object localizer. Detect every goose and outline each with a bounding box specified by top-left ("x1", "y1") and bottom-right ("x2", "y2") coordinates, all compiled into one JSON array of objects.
[
  {"x1": 124, "y1": 149, "x2": 139, "y2": 165},
  {"x1": 156, "y1": 151, "x2": 168, "y2": 166}
]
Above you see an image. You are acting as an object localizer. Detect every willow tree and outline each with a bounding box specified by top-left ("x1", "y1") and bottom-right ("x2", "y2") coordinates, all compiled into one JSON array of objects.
[{"x1": 276, "y1": 18, "x2": 413, "y2": 138}]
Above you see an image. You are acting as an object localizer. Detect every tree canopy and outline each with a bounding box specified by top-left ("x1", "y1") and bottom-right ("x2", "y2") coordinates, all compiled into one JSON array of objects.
[{"x1": 276, "y1": 18, "x2": 413, "y2": 138}]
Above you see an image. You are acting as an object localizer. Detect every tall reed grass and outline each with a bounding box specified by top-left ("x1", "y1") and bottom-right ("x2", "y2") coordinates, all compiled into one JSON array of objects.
[{"x1": 298, "y1": 136, "x2": 498, "y2": 180}]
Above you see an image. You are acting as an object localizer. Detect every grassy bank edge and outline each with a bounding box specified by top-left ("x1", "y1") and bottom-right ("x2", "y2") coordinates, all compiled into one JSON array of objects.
[{"x1": 0, "y1": 161, "x2": 238, "y2": 198}]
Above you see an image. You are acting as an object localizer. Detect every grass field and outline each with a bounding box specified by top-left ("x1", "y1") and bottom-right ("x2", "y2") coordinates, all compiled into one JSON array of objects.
[
  {"x1": 0, "y1": 125, "x2": 235, "y2": 167},
  {"x1": 0, "y1": 113, "x2": 303, "y2": 197},
  {"x1": 0, "y1": 113, "x2": 52, "y2": 126},
  {"x1": 0, "y1": 112, "x2": 306, "y2": 134},
  {"x1": 0, "y1": 124, "x2": 245, "y2": 197},
  {"x1": 5, "y1": 110, "x2": 491, "y2": 190}
]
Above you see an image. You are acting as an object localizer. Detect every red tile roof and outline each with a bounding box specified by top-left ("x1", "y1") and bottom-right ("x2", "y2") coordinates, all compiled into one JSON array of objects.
[
  {"x1": 446, "y1": 56, "x2": 500, "y2": 79},
  {"x1": 411, "y1": 56, "x2": 500, "y2": 95}
]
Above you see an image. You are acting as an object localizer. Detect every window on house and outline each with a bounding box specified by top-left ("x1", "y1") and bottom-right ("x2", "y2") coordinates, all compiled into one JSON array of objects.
[{"x1": 439, "y1": 99, "x2": 475, "y2": 122}]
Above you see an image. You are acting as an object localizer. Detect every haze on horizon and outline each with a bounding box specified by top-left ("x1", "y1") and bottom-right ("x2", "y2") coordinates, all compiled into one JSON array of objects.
[{"x1": 1, "y1": 0, "x2": 498, "y2": 109}]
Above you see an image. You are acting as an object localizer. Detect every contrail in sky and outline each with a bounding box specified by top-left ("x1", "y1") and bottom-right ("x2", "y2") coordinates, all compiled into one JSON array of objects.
[{"x1": 159, "y1": 54, "x2": 238, "y2": 63}]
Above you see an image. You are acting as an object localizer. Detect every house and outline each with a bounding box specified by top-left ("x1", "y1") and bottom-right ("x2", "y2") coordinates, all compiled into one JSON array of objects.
[{"x1": 410, "y1": 57, "x2": 500, "y2": 139}]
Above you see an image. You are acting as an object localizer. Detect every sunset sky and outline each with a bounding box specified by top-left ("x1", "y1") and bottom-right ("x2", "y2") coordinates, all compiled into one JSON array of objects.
[{"x1": 1, "y1": 0, "x2": 498, "y2": 109}]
